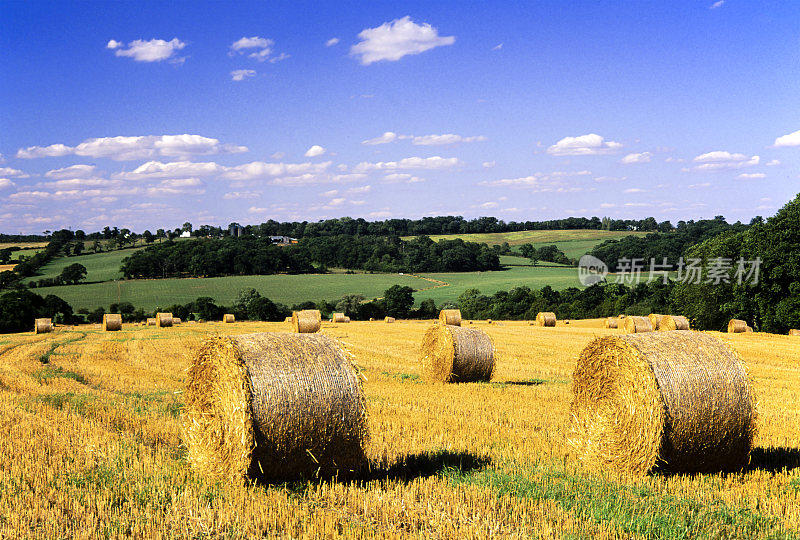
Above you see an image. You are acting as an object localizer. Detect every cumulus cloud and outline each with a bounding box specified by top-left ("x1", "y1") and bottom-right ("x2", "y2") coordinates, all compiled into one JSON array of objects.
[
  {"x1": 412, "y1": 134, "x2": 486, "y2": 146},
  {"x1": 710, "y1": 0, "x2": 724, "y2": 8},
  {"x1": 766, "y1": 159, "x2": 780, "y2": 166},
  {"x1": 482, "y1": 161, "x2": 496, "y2": 168},
  {"x1": 230, "y1": 36, "x2": 288, "y2": 63},
  {"x1": 774, "y1": 129, "x2": 800, "y2": 147},
  {"x1": 362, "y1": 132, "x2": 399, "y2": 145},
  {"x1": 692, "y1": 151, "x2": 759, "y2": 170},
  {"x1": 115, "y1": 160, "x2": 224, "y2": 180},
  {"x1": 547, "y1": 134, "x2": 623, "y2": 156},
  {"x1": 108, "y1": 38, "x2": 186, "y2": 62},
  {"x1": 620, "y1": 152, "x2": 652, "y2": 164},
  {"x1": 231, "y1": 69, "x2": 256, "y2": 81},
  {"x1": 222, "y1": 161, "x2": 332, "y2": 181},
  {"x1": 347, "y1": 185, "x2": 371, "y2": 194},
  {"x1": 0, "y1": 166, "x2": 29, "y2": 178},
  {"x1": 44, "y1": 164, "x2": 96, "y2": 179},
  {"x1": 737, "y1": 173, "x2": 766, "y2": 179},
  {"x1": 350, "y1": 16, "x2": 455, "y2": 65},
  {"x1": 354, "y1": 156, "x2": 460, "y2": 173},
  {"x1": 479, "y1": 170, "x2": 589, "y2": 192},
  {"x1": 383, "y1": 173, "x2": 426, "y2": 183},
  {"x1": 0, "y1": 179, "x2": 15, "y2": 189},
  {"x1": 17, "y1": 134, "x2": 247, "y2": 161},
  {"x1": 325, "y1": 38, "x2": 340, "y2": 47},
  {"x1": 624, "y1": 188, "x2": 647, "y2": 193},
  {"x1": 304, "y1": 145, "x2": 326, "y2": 157},
  {"x1": 223, "y1": 191, "x2": 260, "y2": 200}
]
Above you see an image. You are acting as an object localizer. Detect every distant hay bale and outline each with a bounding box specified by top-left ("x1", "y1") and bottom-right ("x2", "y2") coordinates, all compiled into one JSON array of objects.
[
  {"x1": 660, "y1": 315, "x2": 690, "y2": 331},
  {"x1": 623, "y1": 316, "x2": 653, "y2": 334},
  {"x1": 292, "y1": 310, "x2": 321, "y2": 333},
  {"x1": 728, "y1": 319, "x2": 748, "y2": 333},
  {"x1": 618, "y1": 314, "x2": 627, "y2": 319},
  {"x1": 604, "y1": 317, "x2": 619, "y2": 329},
  {"x1": 34, "y1": 318, "x2": 53, "y2": 334},
  {"x1": 536, "y1": 312, "x2": 557, "y2": 327},
  {"x1": 745, "y1": 326, "x2": 754, "y2": 333},
  {"x1": 420, "y1": 325, "x2": 494, "y2": 383},
  {"x1": 146, "y1": 318, "x2": 156, "y2": 326},
  {"x1": 102, "y1": 314, "x2": 122, "y2": 332},
  {"x1": 487, "y1": 319, "x2": 493, "y2": 324},
  {"x1": 369, "y1": 318, "x2": 374, "y2": 322},
  {"x1": 156, "y1": 313, "x2": 173, "y2": 328},
  {"x1": 439, "y1": 309, "x2": 462, "y2": 327},
  {"x1": 569, "y1": 331, "x2": 757, "y2": 474},
  {"x1": 284, "y1": 316, "x2": 292, "y2": 323},
  {"x1": 343, "y1": 316, "x2": 351, "y2": 323},
  {"x1": 384, "y1": 316, "x2": 395, "y2": 323},
  {"x1": 223, "y1": 314, "x2": 235, "y2": 324},
  {"x1": 789, "y1": 329, "x2": 800, "y2": 337},
  {"x1": 173, "y1": 318, "x2": 182, "y2": 325},
  {"x1": 648, "y1": 314, "x2": 665, "y2": 331},
  {"x1": 182, "y1": 333, "x2": 368, "y2": 481}
]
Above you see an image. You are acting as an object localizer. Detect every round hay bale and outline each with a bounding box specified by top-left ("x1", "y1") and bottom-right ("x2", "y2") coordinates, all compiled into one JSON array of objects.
[
  {"x1": 420, "y1": 325, "x2": 494, "y2": 383},
  {"x1": 486, "y1": 319, "x2": 493, "y2": 324},
  {"x1": 536, "y1": 312, "x2": 556, "y2": 327},
  {"x1": 648, "y1": 314, "x2": 665, "y2": 331},
  {"x1": 438, "y1": 309, "x2": 462, "y2": 327},
  {"x1": 745, "y1": 326, "x2": 754, "y2": 333},
  {"x1": 292, "y1": 310, "x2": 321, "y2": 333},
  {"x1": 156, "y1": 313, "x2": 173, "y2": 328},
  {"x1": 604, "y1": 317, "x2": 619, "y2": 329},
  {"x1": 569, "y1": 331, "x2": 757, "y2": 474},
  {"x1": 34, "y1": 318, "x2": 53, "y2": 334},
  {"x1": 728, "y1": 319, "x2": 748, "y2": 333},
  {"x1": 789, "y1": 329, "x2": 800, "y2": 337},
  {"x1": 332, "y1": 312, "x2": 347, "y2": 323},
  {"x1": 384, "y1": 316, "x2": 395, "y2": 323},
  {"x1": 284, "y1": 316, "x2": 292, "y2": 323},
  {"x1": 343, "y1": 316, "x2": 351, "y2": 323},
  {"x1": 102, "y1": 314, "x2": 122, "y2": 332},
  {"x1": 173, "y1": 318, "x2": 182, "y2": 325},
  {"x1": 618, "y1": 314, "x2": 627, "y2": 319},
  {"x1": 146, "y1": 317, "x2": 156, "y2": 326},
  {"x1": 182, "y1": 333, "x2": 368, "y2": 482},
  {"x1": 223, "y1": 314, "x2": 235, "y2": 324},
  {"x1": 369, "y1": 317, "x2": 374, "y2": 322},
  {"x1": 623, "y1": 316, "x2": 653, "y2": 334},
  {"x1": 660, "y1": 315, "x2": 690, "y2": 331}
]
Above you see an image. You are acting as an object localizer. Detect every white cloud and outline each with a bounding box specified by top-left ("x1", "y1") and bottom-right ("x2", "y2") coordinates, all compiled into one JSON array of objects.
[
  {"x1": 412, "y1": 134, "x2": 486, "y2": 146},
  {"x1": 109, "y1": 38, "x2": 186, "y2": 62},
  {"x1": 0, "y1": 179, "x2": 15, "y2": 189},
  {"x1": 692, "y1": 151, "x2": 759, "y2": 170},
  {"x1": 620, "y1": 152, "x2": 652, "y2": 164},
  {"x1": 231, "y1": 69, "x2": 256, "y2": 81},
  {"x1": 223, "y1": 191, "x2": 260, "y2": 200},
  {"x1": 478, "y1": 201, "x2": 499, "y2": 209},
  {"x1": 623, "y1": 188, "x2": 646, "y2": 193},
  {"x1": 362, "y1": 132, "x2": 399, "y2": 145},
  {"x1": 248, "y1": 206, "x2": 268, "y2": 214},
  {"x1": 350, "y1": 16, "x2": 455, "y2": 65},
  {"x1": 304, "y1": 145, "x2": 326, "y2": 157},
  {"x1": 688, "y1": 182, "x2": 712, "y2": 189},
  {"x1": 774, "y1": 130, "x2": 800, "y2": 147},
  {"x1": 482, "y1": 161, "x2": 496, "y2": 168},
  {"x1": 230, "y1": 36, "x2": 287, "y2": 63},
  {"x1": 44, "y1": 164, "x2": 96, "y2": 179},
  {"x1": 492, "y1": 43, "x2": 503, "y2": 51},
  {"x1": 354, "y1": 156, "x2": 460, "y2": 172},
  {"x1": 347, "y1": 185, "x2": 371, "y2": 194},
  {"x1": 326, "y1": 38, "x2": 340, "y2": 47},
  {"x1": 0, "y1": 166, "x2": 29, "y2": 178},
  {"x1": 625, "y1": 202, "x2": 653, "y2": 208},
  {"x1": 320, "y1": 190, "x2": 339, "y2": 197},
  {"x1": 116, "y1": 160, "x2": 223, "y2": 179},
  {"x1": 547, "y1": 134, "x2": 623, "y2": 156},
  {"x1": 599, "y1": 203, "x2": 616, "y2": 208},
  {"x1": 17, "y1": 134, "x2": 247, "y2": 161},
  {"x1": 383, "y1": 173, "x2": 426, "y2": 183},
  {"x1": 766, "y1": 159, "x2": 780, "y2": 166},
  {"x1": 710, "y1": 0, "x2": 725, "y2": 8},
  {"x1": 737, "y1": 173, "x2": 766, "y2": 179},
  {"x1": 222, "y1": 161, "x2": 332, "y2": 181}
]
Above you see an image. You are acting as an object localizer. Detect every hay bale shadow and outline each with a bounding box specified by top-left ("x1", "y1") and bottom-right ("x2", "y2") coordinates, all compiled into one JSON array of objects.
[{"x1": 746, "y1": 447, "x2": 800, "y2": 473}]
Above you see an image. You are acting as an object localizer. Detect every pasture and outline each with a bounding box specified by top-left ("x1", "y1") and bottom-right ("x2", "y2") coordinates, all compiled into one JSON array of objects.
[
  {"x1": 0, "y1": 320, "x2": 797, "y2": 537},
  {"x1": 22, "y1": 248, "x2": 141, "y2": 284}
]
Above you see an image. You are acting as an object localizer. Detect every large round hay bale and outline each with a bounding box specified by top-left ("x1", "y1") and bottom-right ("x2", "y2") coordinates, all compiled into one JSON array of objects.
[
  {"x1": 569, "y1": 331, "x2": 757, "y2": 474},
  {"x1": 156, "y1": 313, "x2": 173, "y2": 328},
  {"x1": 146, "y1": 317, "x2": 156, "y2": 326},
  {"x1": 660, "y1": 315, "x2": 689, "y2": 331},
  {"x1": 623, "y1": 316, "x2": 653, "y2": 334},
  {"x1": 604, "y1": 317, "x2": 618, "y2": 329},
  {"x1": 292, "y1": 310, "x2": 321, "y2": 333},
  {"x1": 648, "y1": 314, "x2": 665, "y2": 331},
  {"x1": 438, "y1": 309, "x2": 462, "y2": 327},
  {"x1": 182, "y1": 333, "x2": 368, "y2": 481},
  {"x1": 789, "y1": 329, "x2": 800, "y2": 337},
  {"x1": 536, "y1": 312, "x2": 557, "y2": 327},
  {"x1": 102, "y1": 314, "x2": 122, "y2": 332},
  {"x1": 385, "y1": 316, "x2": 395, "y2": 323},
  {"x1": 728, "y1": 319, "x2": 748, "y2": 333},
  {"x1": 173, "y1": 318, "x2": 182, "y2": 325},
  {"x1": 223, "y1": 314, "x2": 235, "y2": 324},
  {"x1": 332, "y1": 312, "x2": 347, "y2": 323},
  {"x1": 34, "y1": 318, "x2": 53, "y2": 334},
  {"x1": 420, "y1": 325, "x2": 494, "y2": 383}
]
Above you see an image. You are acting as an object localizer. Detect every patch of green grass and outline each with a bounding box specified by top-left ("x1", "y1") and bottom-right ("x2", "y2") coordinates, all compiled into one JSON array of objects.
[
  {"x1": 383, "y1": 371, "x2": 421, "y2": 383},
  {"x1": 22, "y1": 248, "x2": 144, "y2": 284},
  {"x1": 446, "y1": 462, "x2": 794, "y2": 539},
  {"x1": 34, "y1": 365, "x2": 89, "y2": 385},
  {"x1": 123, "y1": 390, "x2": 183, "y2": 418},
  {"x1": 34, "y1": 392, "x2": 94, "y2": 414}
]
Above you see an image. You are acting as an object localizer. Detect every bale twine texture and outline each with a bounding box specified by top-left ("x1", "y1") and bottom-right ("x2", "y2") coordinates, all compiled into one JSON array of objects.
[
  {"x1": 182, "y1": 332, "x2": 368, "y2": 482},
  {"x1": 728, "y1": 319, "x2": 748, "y2": 333},
  {"x1": 102, "y1": 314, "x2": 122, "y2": 332},
  {"x1": 385, "y1": 317, "x2": 395, "y2": 323},
  {"x1": 292, "y1": 310, "x2": 321, "y2": 333},
  {"x1": 660, "y1": 315, "x2": 690, "y2": 331},
  {"x1": 156, "y1": 313, "x2": 173, "y2": 328},
  {"x1": 34, "y1": 318, "x2": 53, "y2": 334},
  {"x1": 604, "y1": 317, "x2": 619, "y2": 329},
  {"x1": 223, "y1": 314, "x2": 235, "y2": 324},
  {"x1": 420, "y1": 325, "x2": 494, "y2": 383},
  {"x1": 623, "y1": 316, "x2": 653, "y2": 334},
  {"x1": 439, "y1": 309, "x2": 462, "y2": 326},
  {"x1": 536, "y1": 312, "x2": 557, "y2": 327},
  {"x1": 569, "y1": 331, "x2": 756, "y2": 474}
]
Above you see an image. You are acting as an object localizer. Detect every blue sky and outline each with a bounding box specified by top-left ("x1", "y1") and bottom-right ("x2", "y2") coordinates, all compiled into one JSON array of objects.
[{"x1": 2, "y1": 0, "x2": 799, "y2": 234}]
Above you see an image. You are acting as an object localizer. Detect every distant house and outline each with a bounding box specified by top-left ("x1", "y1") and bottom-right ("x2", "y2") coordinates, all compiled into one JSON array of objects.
[
  {"x1": 180, "y1": 231, "x2": 191, "y2": 238},
  {"x1": 229, "y1": 224, "x2": 244, "y2": 237},
  {"x1": 268, "y1": 235, "x2": 299, "y2": 245}
]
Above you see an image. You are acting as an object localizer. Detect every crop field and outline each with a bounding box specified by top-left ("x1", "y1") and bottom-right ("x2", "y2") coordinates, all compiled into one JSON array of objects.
[
  {"x1": 22, "y1": 248, "x2": 142, "y2": 284},
  {"x1": 0, "y1": 320, "x2": 798, "y2": 537},
  {"x1": 0, "y1": 242, "x2": 48, "y2": 250},
  {"x1": 403, "y1": 229, "x2": 649, "y2": 259}
]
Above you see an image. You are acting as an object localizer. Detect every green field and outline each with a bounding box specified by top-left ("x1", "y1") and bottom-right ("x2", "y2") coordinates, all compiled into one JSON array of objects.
[
  {"x1": 404, "y1": 229, "x2": 649, "y2": 259},
  {"x1": 21, "y1": 248, "x2": 143, "y2": 284}
]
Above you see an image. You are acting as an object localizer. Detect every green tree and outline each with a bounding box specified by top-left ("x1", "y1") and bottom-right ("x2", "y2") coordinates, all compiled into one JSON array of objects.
[
  {"x1": 59, "y1": 263, "x2": 87, "y2": 285},
  {"x1": 383, "y1": 285, "x2": 414, "y2": 318}
]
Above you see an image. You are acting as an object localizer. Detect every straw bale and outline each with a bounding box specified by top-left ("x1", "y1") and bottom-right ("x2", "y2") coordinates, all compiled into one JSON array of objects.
[
  {"x1": 183, "y1": 333, "x2": 368, "y2": 481},
  {"x1": 623, "y1": 316, "x2": 653, "y2": 334},
  {"x1": 223, "y1": 314, "x2": 235, "y2": 324},
  {"x1": 384, "y1": 316, "x2": 395, "y2": 323},
  {"x1": 102, "y1": 314, "x2": 122, "y2": 332},
  {"x1": 648, "y1": 314, "x2": 665, "y2": 331},
  {"x1": 569, "y1": 331, "x2": 757, "y2": 474},
  {"x1": 536, "y1": 312, "x2": 557, "y2": 327},
  {"x1": 292, "y1": 310, "x2": 321, "y2": 333},
  {"x1": 343, "y1": 316, "x2": 351, "y2": 323},
  {"x1": 745, "y1": 326, "x2": 754, "y2": 332},
  {"x1": 604, "y1": 317, "x2": 619, "y2": 329},
  {"x1": 789, "y1": 329, "x2": 800, "y2": 337},
  {"x1": 34, "y1": 318, "x2": 52, "y2": 334},
  {"x1": 728, "y1": 319, "x2": 748, "y2": 333},
  {"x1": 660, "y1": 315, "x2": 690, "y2": 331},
  {"x1": 156, "y1": 313, "x2": 173, "y2": 327},
  {"x1": 173, "y1": 318, "x2": 182, "y2": 325},
  {"x1": 439, "y1": 309, "x2": 462, "y2": 327},
  {"x1": 332, "y1": 312, "x2": 347, "y2": 323},
  {"x1": 420, "y1": 325, "x2": 494, "y2": 383},
  {"x1": 146, "y1": 318, "x2": 156, "y2": 326}
]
